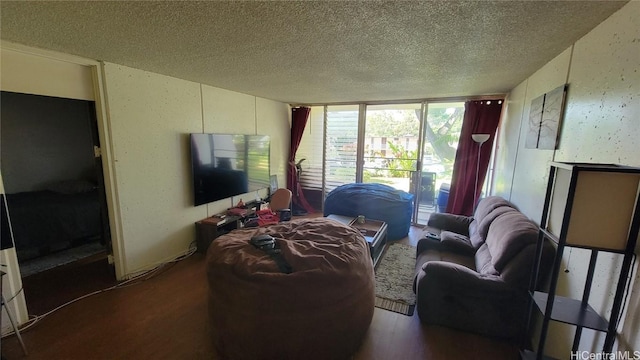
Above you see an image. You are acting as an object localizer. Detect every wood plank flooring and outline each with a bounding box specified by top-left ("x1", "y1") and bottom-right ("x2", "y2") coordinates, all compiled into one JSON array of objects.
[
  {"x1": 1, "y1": 223, "x2": 519, "y2": 360},
  {"x1": 20, "y1": 252, "x2": 117, "y2": 316}
]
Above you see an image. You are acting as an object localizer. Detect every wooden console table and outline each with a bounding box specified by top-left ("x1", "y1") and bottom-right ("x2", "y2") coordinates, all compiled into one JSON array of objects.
[
  {"x1": 195, "y1": 215, "x2": 241, "y2": 254},
  {"x1": 195, "y1": 201, "x2": 268, "y2": 254}
]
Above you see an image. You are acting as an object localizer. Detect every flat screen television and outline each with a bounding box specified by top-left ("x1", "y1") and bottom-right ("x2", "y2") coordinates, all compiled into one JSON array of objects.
[{"x1": 190, "y1": 133, "x2": 270, "y2": 206}]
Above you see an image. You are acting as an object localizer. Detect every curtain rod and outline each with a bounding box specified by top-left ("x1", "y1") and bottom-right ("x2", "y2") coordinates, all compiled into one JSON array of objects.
[{"x1": 289, "y1": 94, "x2": 507, "y2": 108}]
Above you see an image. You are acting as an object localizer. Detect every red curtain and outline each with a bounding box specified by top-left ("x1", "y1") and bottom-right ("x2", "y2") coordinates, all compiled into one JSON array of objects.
[
  {"x1": 287, "y1": 107, "x2": 315, "y2": 213},
  {"x1": 446, "y1": 100, "x2": 503, "y2": 216}
]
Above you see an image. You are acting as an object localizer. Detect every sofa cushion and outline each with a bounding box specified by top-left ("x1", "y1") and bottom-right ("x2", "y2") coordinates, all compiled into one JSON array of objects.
[
  {"x1": 414, "y1": 247, "x2": 476, "y2": 293},
  {"x1": 469, "y1": 206, "x2": 518, "y2": 249},
  {"x1": 440, "y1": 231, "x2": 474, "y2": 254},
  {"x1": 485, "y1": 211, "x2": 538, "y2": 272},
  {"x1": 499, "y1": 243, "x2": 537, "y2": 288},
  {"x1": 474, "y1": 244, "x2": 499, "y2": 276},
  {"x1": 428, "y1": 213, "x2": 473, "y2": 236},
  {"x1": 467, "y1": 197, "x2": 516, "y2": 249},
  {"x1": 473, "y1": 196, "x2": 515, "y2": 223},
  {"x1": 417, "y1": 249, "x2": 476, "y2": 272}
]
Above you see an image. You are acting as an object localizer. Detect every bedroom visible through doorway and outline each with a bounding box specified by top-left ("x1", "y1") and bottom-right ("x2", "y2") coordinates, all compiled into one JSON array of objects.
[{"x1": 0, "y1": 90, "x2": 114, "y2": 313}]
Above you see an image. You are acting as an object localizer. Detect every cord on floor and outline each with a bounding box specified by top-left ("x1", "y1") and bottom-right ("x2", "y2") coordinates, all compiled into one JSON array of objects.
[{"x1": 1, "y1": 243, "x2": 198, "y2": 338}]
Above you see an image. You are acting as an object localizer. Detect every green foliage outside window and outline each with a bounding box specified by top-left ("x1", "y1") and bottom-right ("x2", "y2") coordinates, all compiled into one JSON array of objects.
[{"x1": 385, "y1": 142, "x2": 417, "y2": 178}]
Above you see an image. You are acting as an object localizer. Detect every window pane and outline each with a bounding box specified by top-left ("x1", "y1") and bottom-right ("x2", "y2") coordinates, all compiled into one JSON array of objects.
[
  {"x1": 325, "y1": 105, "x2": 358, "y2": 194},
  {"x1": 423, "y1": 102, "x2": 464, "y2": 193}
]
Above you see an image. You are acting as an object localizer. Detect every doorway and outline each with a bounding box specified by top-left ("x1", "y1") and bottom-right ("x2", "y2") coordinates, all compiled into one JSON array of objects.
[
  {"x1": 415, "y1": 102, "x2": 464, "y2": 223},
  {"x1": 0, "y1": 91, "x2": 114, "y2": 313},
  {"x1": 362, "y1": 103, "x2": 420, "y2": 193},
  {"x1": 361, "y1": 102, "x2": 464, "y2": 224}
]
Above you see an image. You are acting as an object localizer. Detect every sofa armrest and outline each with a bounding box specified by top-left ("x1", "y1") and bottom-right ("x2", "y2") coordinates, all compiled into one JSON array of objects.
[
  {"x1": 415, "y1": 261, "x2": 527, "y2": 341},
  {"x1": 439, "y1": 231, "x2": 474, "y2": 254},
  {"x1": 416, "y1": 232, "x2": 475, "y2": 257},
  {"x1": 416, "y1": 237, "x2": 441, "y2": 257},
  {"x1": 427, "y1": 213, "x2": 472, "y2": 236},
  {"x1": 417, "y1": 261, "x2": 514, "y2": 296}
]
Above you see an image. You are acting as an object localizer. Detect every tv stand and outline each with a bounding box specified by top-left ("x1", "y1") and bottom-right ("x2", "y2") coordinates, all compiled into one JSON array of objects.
[
  {"x1": 195, "y1": 215, "x2": 241, "y2": 254},
  {"x1": 195, "y1": 201, "x2": 267, "y2": 254}
]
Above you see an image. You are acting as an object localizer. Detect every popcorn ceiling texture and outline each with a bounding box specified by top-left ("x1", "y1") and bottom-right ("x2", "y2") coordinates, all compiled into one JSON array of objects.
[{"x1": 0, "y1": 1, "x2": 628, "y2": 104}]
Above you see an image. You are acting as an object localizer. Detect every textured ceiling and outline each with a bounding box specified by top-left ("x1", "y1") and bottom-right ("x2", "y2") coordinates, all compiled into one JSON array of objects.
[{"x1": 0, "y1": 1, "x2": 629, "y2": 104}]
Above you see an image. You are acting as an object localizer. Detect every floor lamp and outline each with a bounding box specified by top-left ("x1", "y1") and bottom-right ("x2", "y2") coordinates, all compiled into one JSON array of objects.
[{"x1": 471, "y1": 134, "x2": 490, "y2": 208}]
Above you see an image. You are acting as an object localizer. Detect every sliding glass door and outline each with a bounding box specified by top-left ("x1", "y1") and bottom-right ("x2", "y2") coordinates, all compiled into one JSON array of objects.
[
  {"x1": 297, "y1": 102, "x2": 464, "y2": 225},
  {"x1": 362, "y1": 103, "x2": 421, "y2": 193},
  {"x1": 416, "y1": 102, "x2": 464, "y2": 223}
]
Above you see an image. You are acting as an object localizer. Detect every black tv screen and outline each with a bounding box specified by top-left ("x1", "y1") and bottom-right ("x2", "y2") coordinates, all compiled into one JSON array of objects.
[{"x1": 190, "y1": 133, "x2": 270, "y2": 206}]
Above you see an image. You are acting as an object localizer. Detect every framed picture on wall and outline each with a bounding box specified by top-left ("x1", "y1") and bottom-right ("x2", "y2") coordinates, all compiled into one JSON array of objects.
[
  {"x1": 538, "y1": 85, "x2": 567, "y2": 149},
  {"x1": 525, "y1": 84, "x2": 568, "y2": 150},
  {"x1": 525, "y1": 94, "x2": 545, "y2": 149}
]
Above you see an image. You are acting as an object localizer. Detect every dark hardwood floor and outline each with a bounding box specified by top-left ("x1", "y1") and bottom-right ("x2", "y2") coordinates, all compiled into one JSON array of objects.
[
  {"x1": 21, "y1": 252, "x2": 117, "y2": 316},
  {"x1": 1, "y1": 221, "x2": 519, "y2": 359}
]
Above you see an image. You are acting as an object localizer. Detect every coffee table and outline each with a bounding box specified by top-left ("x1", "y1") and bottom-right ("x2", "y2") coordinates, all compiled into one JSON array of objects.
[{"x1": 327, "y1": 214, "x2": 388, "y2": 266}]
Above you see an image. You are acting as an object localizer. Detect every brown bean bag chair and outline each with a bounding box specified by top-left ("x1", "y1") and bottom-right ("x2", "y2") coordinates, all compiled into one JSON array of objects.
[{"x1": 206, "y1": 217, "x2": 375, "y2": 360}]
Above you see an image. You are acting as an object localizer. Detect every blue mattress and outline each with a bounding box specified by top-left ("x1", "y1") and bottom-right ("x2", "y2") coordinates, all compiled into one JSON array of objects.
[{"x1": 324, "y1": 183, "x2": 414, "y2": 240}]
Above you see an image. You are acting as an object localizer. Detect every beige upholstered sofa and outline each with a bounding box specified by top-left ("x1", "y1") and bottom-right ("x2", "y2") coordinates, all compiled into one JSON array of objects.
[{"x1": 413, "y1": 196, "x2": 555, "y2": 341}]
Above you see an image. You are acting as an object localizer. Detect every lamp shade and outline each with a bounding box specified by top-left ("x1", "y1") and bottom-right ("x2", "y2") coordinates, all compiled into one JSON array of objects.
[
  {"x1": 546, "y1": 162, "x2": 640, "y2": 251},
  {"x1": 472, "y1": 134, "x2": 490, "y2": 143}
]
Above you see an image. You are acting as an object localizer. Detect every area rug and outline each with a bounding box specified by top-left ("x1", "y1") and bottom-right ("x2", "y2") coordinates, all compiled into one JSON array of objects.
[{"x1": 374, "y1": 242, "x2": 416, "y2": 316}]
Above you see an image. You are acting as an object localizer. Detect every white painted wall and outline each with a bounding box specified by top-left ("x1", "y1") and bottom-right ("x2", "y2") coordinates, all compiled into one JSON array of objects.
[
  {"x1": 102, "y1": 63, "x2": 289, "y2": 276},
  {"x1": 508, "y1": 47, "x2": 572, "y2": 219},
  {"x1": 0, "y1": 45, "x2": 94, "y2": 101},
  {"x1": 256, "y1": 97, "x2": 290, "y2": 187},
  {"x1": 491, "y1": 1, "x2": 640, "y2": 357},
  {"x1": 102, "y1": 63, "x2": 204, "y2": 275},
  {"x1": 492, "y1": 82, "x2": 527, "y2": 200},
  {"x1": 199, "y1": 85, "x2": 289, "y2": 215}
]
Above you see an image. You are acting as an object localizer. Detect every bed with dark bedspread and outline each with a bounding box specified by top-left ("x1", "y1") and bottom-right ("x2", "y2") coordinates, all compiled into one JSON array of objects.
[{"x1": 6, "y1": 189, "x2": 102, "y2": 262}]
